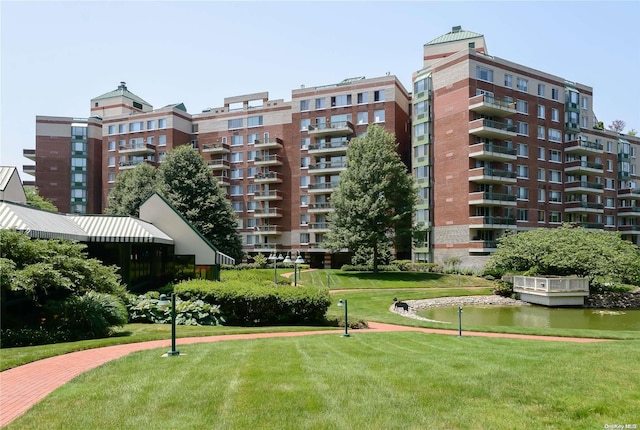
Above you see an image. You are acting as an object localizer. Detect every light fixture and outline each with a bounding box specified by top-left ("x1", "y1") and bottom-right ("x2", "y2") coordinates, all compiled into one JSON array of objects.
[
  {"x1": 158, "y1": 294, "x2": 180, "y2": 356},
  {"x1": 268, "y1": 252, "x2": 284, "y2": 286},
  {"x1": 337, "y1": 299, "x2": 350, "y2": 337},
  {"x1": 293, "y1": 253, "x2": 305, "y2": 286}
]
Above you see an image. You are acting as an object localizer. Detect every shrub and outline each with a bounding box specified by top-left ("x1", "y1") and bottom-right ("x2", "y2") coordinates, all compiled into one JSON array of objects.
[
  {"x1": 326, "y1": 315, "x2": 369, "y2": 330},
  {"x1": 0, "y1": 327, "x2": 73, "y2": 348},
  {"x1": 126, "y1": 293, "x2": 223, "y2": 326},
  {"x1": 493, "y1": 280, "x2": 514, "y2": 298},
  {"x1": 175, "y1": 279, "x2": 331, "y2": 326},
  {"x1": 340, "y1": 264, "x2": 400, "y2": 272}
]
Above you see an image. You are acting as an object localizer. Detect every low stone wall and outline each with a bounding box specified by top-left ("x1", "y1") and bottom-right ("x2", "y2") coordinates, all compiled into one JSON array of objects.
[{"x1": 585, "y1": 289, "x2": 640, "y2": 309}]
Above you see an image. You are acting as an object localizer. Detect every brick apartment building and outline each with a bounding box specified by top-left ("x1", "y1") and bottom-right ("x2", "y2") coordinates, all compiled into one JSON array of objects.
[{"x1": 22, "y1": 27, "x2": 639, "y2": 267}]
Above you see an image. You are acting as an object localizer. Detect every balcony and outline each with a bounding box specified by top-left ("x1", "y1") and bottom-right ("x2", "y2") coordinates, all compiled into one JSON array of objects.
[
  {"x1": 254, "y1": 208, "x2": 283, "y2": 218},
  {"x1": 468, "y1": 118, "x2": 517, "y2": 139},
  {"x1": 308, "y1": 222, "x2": 331, "y2": 232},
  {"x1": 254, "y1": 137, "x2": 283, "y2": 150},
  {"x1": 564, "y1": 181, "x2": 604, "y2": 194},
  {"x1": 22, "y1": 165, "x2": 35, "y2": 176},
  {"x1": 23, "y1": 149, "x2": 36, "y2": 161},
  {"x1": 618, "y1": 188, "x2": 640, "y2": 199},
  {"x1": 308, "y1": 203, "x2": 332, "y2": 213},
  {"x1": 617, "y1": 206, "x2": 640, "y2": 217},
  {"x1": 252, "y1": 243, "x2": 279, "y2": 251},
  {"x1": 468, "y1": 143, "x2": 517, "y2": 162},
  {"x1": 468, "y1": 94, "x2": 516, "y2": 117},
  {"x1": 618, "y1": 225, "x2": 640, "y2": 234},
  {"x1": 579, "y1": 222, "x2": 604, "y2": 230},
  {"x1": 469, "y1": 240, "x2": 498, "y2": 253},
  {"x1": 119, "y1": 142, "x2": 155, "y2": 155},
  {"x1": 254, "y1": 225, "x2": 281, "y2": 235},
  {"x1": 253, "y1": 190, "x2": 283, "y2": 201},
  {"x1": 308, "y1": 141, "x2": 348, "y2": 156},
  {"x1": 306, "y1": 242, "x2": 328, "y2": 250},
  {"x1": 254, "y1": 154, "x2": 283, "y2": 167},
  {"x1": 309, "y1": 161, "x2": 346, "y2": 175},
  {"x1": 254, "y1": 171, "x2": 283, "y2": 184},
  {"x1": 564, "y1": 139, "x2": 603, "y2": 155},
  {"x1": 468, "y1": 167, "x2": 517, "y2": 184},
  {"x1": 213, "y1": 175, "x2": 230, "y2": 187},
  {"x1": 308, "y1": 182, "x2": 339, "y2": 193},
  {"x1": 468, "y1": 191, "x2": 517, "y2": 206},
  {"x1": 469, "y1": 216, "x2": 516, "y2": 229},
  {"x1": 206, "y1": 159, "x2": 230, "y2": 170},
  {"x1": 564, "y1": 201, "x2": 604, "y2": 213},
  {"x1": 201, "y1": 142, "x2": 230, "y2": 154},
  {"x1": 619, "y1": 171, "x2": 632, "y2": 180},
  {"x1": 119, "y1": 160, "x2": 153, "y2": 170},
  {"x1": 564, "y1": 160, "x2": 603, "y2": 175},
  {"x1": 308, "y1": 121, "x2": 354, "y2": 137}
]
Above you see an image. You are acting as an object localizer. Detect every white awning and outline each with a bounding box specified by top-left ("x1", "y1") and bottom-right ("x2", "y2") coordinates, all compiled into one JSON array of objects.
[{"x1": 69, "y1": 215, "x2": 173, "y2": 244}]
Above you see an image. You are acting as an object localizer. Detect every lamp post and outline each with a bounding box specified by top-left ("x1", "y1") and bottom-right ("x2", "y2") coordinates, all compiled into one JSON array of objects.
[
  {"x1": 294, "y1": 254, "x2": 305, "y2": 287},
  {"x1": 337, "y1": 299, "x2": 350, "y2": 337},
  {"x1": 327, "y1": 272, "x2": 331, "y2": 289},
  {"x1": 158, "y1": 293, "x2": 180, "y2": 356},
  {"x1": 268, "y1": 252, "x2": 283, "y2": 286},
  {"x1": 458, "y1": 306, "x2": 463, "y2": 337}
]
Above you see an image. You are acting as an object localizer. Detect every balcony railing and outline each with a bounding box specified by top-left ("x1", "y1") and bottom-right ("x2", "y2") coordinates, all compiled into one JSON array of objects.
[
  {"x1": 308, "y1": 182, "x2": 339, "y2": 191},
  {"x1": 471, "y1": 167, "x2": 517, "y2": 179},
  {"x1": 564, "y1": 181, "x2": 604, "y2": 190},
  {"x1": 253, "y1": 190, "x2": 282, "y2": 199},
  {"x1": 308, "y1": 222, "x2": 331, "y2": 230},
  {"x1": 308, "y1": 121, "x2": 354, "y2": 136},
  {"x1": 254, "y1": 171, "x2": 282, "y2": 182},
  {"x1": 308, "y1": 203, "x2": 332, "y2": 210},
  {"x1": 565, "y1": 201, "x2": 604, "y2": 210},
  {"x1": 469, "y1": 191, "x2": 517, "y2": 202},
  {"x1": 309, "y1": 161, "x2": 346, "y2": 171},
  {"x1": 471, "y1": 216, "x2": 516, "y2": 226},
  {"x1": 254, "y1": 208, "x2": 282, "y2": 216},
  {"x1": 308, "y1": 141, "x2": 348, "y2": 153},
  {"x1": 564, "y1": 160, "x2": 604, "y2": 171},
  {"x1": 468, "y1": 94, "x2": 516, "y2": 116},
  {"x1": 202, "y1": 142, "x2": 230, "y2": 153},
  {"x1": 469, "y1": 118, "x2": 517, "y2": 138}
]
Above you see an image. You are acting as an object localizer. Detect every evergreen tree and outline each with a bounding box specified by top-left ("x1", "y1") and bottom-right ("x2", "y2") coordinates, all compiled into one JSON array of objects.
[
  {"x1": 105, "y1": 163, "x2": 158, "y2": 217},
  {"x1": 158, "y1": 145, "x2": 244, "y2": 263},
  {"x1": 325, "y1": 125, "x2": 417, "y2": 272}
]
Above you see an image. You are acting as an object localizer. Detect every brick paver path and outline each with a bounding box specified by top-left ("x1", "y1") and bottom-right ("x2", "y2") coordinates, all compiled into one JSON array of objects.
[{"x1": 0, "y1": 322, "x2": 610, "y2": 426}]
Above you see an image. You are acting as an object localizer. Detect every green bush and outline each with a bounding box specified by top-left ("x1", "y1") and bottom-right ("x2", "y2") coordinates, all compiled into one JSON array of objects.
[
  {"x1": 126, "y1": 293, "x2": 223, "y2": 326},
  {"x1": 340, "y1": 264, "x2": 400, "y2": 272},
  {"x1": 0, "y1": 327, "x2": 73, "y2": 348},
  {"x1": 175, "y1": 279, "x2": 331, "y2": 326},
  {"x1": 388, "y1": 261, "x2": 440, "y2": 272},
  {"x1": 493, "y1": 280, "x2": 514, "y2": 298}
]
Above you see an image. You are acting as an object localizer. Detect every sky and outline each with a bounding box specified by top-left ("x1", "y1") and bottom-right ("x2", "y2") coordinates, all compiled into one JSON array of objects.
[{"x1": 2, "y1": 1, "x2": 639, "y2": 171}]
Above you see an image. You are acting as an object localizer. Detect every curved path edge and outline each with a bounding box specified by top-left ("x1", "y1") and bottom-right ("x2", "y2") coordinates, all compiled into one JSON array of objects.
[{"x1": 0, "y1": 322, "x2": 610, "y2": 427}]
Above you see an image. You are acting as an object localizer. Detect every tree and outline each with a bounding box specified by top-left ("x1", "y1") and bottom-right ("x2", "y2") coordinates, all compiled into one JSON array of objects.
[
  {"x1": 158, "y1": 145, "x2": 244, "y2": 263},
  {"x1": 106, "y1": 163, "x2": 158, "y2": 217},
  {"x1": 627, "y1": 129, "x2": 637, "y2": 137},
  {"x1": 486, "y1": 224, "x2": 640, "y2": 288},
  {"x1": 608, "y1": 119, "x2": 626, "y2": 133},
  {"x1": 25, "y1": 187, "x2": 58, "y2": 212},
  {"x1": 324, "y1": 125, "x2": 417, "y2": 273}
]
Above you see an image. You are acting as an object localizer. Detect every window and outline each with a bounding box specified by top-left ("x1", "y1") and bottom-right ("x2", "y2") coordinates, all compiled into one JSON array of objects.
[
  {"x1": 516, "y1": 100, "x2": 528, "y2": 114},
  {"x1": 300, "y1": 176, "x2": 310, "y2": 187},
  {"x1": 550, "y1": 191, "x2": 563, "y2": 203},
  {"x1": 300, "y1": 233, "x2": 310, "y2": 244},
  {"x1": 414, "y1": 100, "x2": 429, "y2": 116},
  {"x1": 516, "y1": 77, "x2": 528, "y2": 92},
  {"x1": 606, "y1": 141, "x2": 613, "y2": 153},
  {"x1": 147, "y1": 120, "x2": 156, "y2": 130},
  {"x1": 605, "y1": 197, "x2": 615, "y2": 208},
  {"x1": 231, "y1": 152, "x2": 243, "y2": 163},
  {"x1": 605, "y1": 215, "x2": 615, "y2": 227},
  {"x1": 551, "y1": 88, "x2": 560, "y2": 101},
  {"x1": 357, "y1": 92, "x2": 368, "y2": 104},
  {"x1": 246, "y1": 218, "x2": 257, "y2": 229},
  {"x1": 538, "y1": 210, "x2": 545, "y2": 222},
  {"x1": 247, "y1": 167, "x2": 258, "y2": 177},
  {"x1": 605, "y1": 178, "x2": 615, "y2": 189},
  {"x1": 231, "y1": 201, "x2": 243, "y2": 212},
  {"x1": 300, "y1": 214, "x2": 310, "y2": 225},
  {"x1": 517, "y1": 187, "x2": 529, "y2": 200},
  {"x1": 581, "y1": 96, "x2": 588, "y2": 110},
  {"x1": 230, "y1": 169, "x2": 243, "y2": 179},
  {"x1": 548, "y1": 129, "x2": 562, "y2": 143},
  {"x1": 517, "y1": 209, "x2": 529, "y2": 221},
  {"x1": 108, "y1": 141, "x2": 116, "y2": 151},
  {"x1": 537, "y1": 147, "x2": 545, "y2": 160},
  {"x1": 300, "y1": 118, "x2": 310, "y2": 131},
  {"x1": 315, "y1": 98, "x2": 325, "y2": 109},
  {"x1": 517, "y1": 143, "x2": 528, "y2": 157},
  {"x1": 73, "y1": 173, "x2": 86, "y2": 183},
  {"x1": 549, "y1": 170, "x2": 562, "y2": 183},
  {"x1": 158, "y1": 118, "x2": 166, "y2": 128},
  {"x1": 231, "y1": 185, "x2": 243, "y2": 195},
  {"x1": 357, "y1": 112, "x2": 368, "y2": 125},
  {"x1": 517, "y1": 122, "x2": 529, "y2": 136},
  {"x1": 476, "y1": 66, "x2": 494, "y2": 82},
  {"x1": 607, "y1": 159, "x2": 613, "y2": 171},
  {"x1": 581, "y1": 115, "x2": 588, "y2": 128},
  {"x1": 516, "y1": 165, "x2": 528, "y2": 178},
  {"x1": 107, "y1": 156, "x2": 115, "y2": 167},
  {"x1": 247, "y1": 116, "x2": 263, "y2": 127},
  {"x1": 247, "y1": 133, "x2": 260, "y2": 145},
  {"x1": 118, "y1": 124, "x2": 126, "y2": 134},
  {"x1": 300, "y1": 137, "x2": 310, "y2": 149},
  {"x1": 108, "y1": 172, "x2": 116, "y2": 183},
  {"x1": 537, "y1": 105, "x2": 545, "y2": 119},
  {"x1": 374, "y1": 110, "x2": 385, "y2": 123},
  {"x1": 549, "y1": 211, "x2": 562, "y2": 223},
  {"x1": 549, "y1": 150, "x2": 561, "y2": 162},
  {"x1": 537, "y1": 83, "x2": 545, "y2": 97},
  {"x1": 551, "y1": 108, "x2": 559, "y2": 122},
  {"x1": 108, "y1": 125, "x2": 116, "y2": 135},
  {"x1": 374, "y1": 90, "x2": 385, "y2": 102},
  {"x1": 538, "y1": 189, "x2": 545, "y2": 202},
  {"x1": 246, "y1": 184, "x2": 259, "y2": 194},
  {"x1": 129, "y1": 121, "x2": 143, "y2": 132},
  {"x1": 504, "y1": 74, "x2": 512, "y2": 88},
  {"x1": 537, "y1": 168, "x2": 545, "y2": 181},
  {"x1": 414, "y1": 78, "x2": 429, "y2": 94},
  {"x1": 300, "y1": 100, "x2": 310, "y2": 111},
  {"x1": 231, "y1": 135, "x2": 243, "y2": 146},
  {"x1": 158, "y1": 135, "x2": 167, "y2": 146},
  {"x1": 537, "y1": 126, "x2": 546, "y2": 140},
  {"x1": 414, "y1": 122, "x2": 429, "y2": 138},
  {"x1": 300, "y1": 195, "x2": 310, "y2": 206},
  {"x1": 300, "y1": 156, "x2": 310, "y2": 168},
  {"x1": 71, "y1": 157, "x2": 86, "y2": 167},
  {"x1": 331, "y1": 94, "x2": 352, "y2": 107},
  {"x1": 228, "y1": 118, "x2": 243, "y2": 129}
]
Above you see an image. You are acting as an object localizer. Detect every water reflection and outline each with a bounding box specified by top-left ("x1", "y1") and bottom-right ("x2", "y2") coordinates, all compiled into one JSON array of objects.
[{"x1": 417, "y1": 306, "x2": 640, "y2": 331}]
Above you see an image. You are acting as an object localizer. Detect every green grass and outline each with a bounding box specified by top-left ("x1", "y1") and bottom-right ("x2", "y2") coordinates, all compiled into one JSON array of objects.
[{"x1": 7, "y1": 333, "x2": 640, "y2": 429}]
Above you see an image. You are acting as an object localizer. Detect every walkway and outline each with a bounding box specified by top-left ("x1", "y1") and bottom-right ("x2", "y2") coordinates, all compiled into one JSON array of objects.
[{"x1": 0, "y1": 323, "x2": 610, "y2": 427}]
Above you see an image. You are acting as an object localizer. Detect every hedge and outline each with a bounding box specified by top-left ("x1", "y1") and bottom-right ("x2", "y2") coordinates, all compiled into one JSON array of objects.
[{"x1": 174, "y1": 279, "x2": 331, "y2": 326}]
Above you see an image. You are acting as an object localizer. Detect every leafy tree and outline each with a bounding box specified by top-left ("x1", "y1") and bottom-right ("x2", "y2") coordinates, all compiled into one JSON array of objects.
[
  {"x1": 106, "y1": 163, "x2": 158, "y2": 217},
  {"x1": 25, "y1": 187, "x2": 58, "y2": 212},
  {"x1": 627, "y1": 129, "x2": 637, "y2": 137},
  {"x1": 487, "y1": 224, "x2": 640, "y2": 287},
  {"x1": 324, "y1": 125, "x2": 417, "y2": 273},
  {"x1": 158, "y1": 145, "x2": 244, "y2": 263},
  {"x1": 608, "y1": 119, "x2": 626, "y2": 133}
]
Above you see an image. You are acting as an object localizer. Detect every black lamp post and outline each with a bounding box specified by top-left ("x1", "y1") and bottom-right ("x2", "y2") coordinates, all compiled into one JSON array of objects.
[
  {"x1": 294, "y1": 254, "x2": 305, "y2": 286},
  {"x1": 337, "y1": 299, "x2": 350, "y2": 337},
  {"x1": 268, "y1": 252, "x2": 284, "y2": 286},
  {"x1": 158, "y1": 293, "x2": 180, "y2": 356}
]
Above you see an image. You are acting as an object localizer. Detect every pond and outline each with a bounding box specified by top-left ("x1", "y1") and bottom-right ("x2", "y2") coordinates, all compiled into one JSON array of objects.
[{"x1": 416, "y1": 306, "x2": 640, "y2": 331}]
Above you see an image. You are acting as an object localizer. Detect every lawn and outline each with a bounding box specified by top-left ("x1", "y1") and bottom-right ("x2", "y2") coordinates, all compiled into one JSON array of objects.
[{"x1": 6, "y1": 332, "x2": 639, "y2": 430}]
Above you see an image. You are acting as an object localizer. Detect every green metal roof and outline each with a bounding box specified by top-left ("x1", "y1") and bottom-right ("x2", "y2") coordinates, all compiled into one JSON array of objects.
[
  {"x1": 426, "y1": 27, "x2": 483, "y2": 46},
  {"x1": 92, "y1": 82, "x2": 151, "y2": 106}
]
